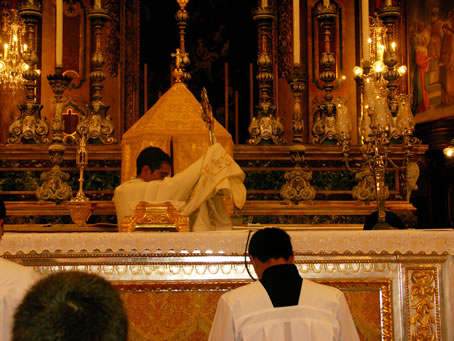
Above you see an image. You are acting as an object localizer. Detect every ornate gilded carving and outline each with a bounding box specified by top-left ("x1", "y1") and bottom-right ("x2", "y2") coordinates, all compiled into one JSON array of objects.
[
  {"x1": 277, "y1": 0, "x2": 292, "y2": 80},
  {"x1": 352, "y1": 165, "x2": 378, "y2": 203},
  {"x1": 406, "y1": 268, "x2": 440, "y2": 341},
  {"x1": 289, "y1": 66, "x2": 306, "y2": 144},
  {"x1": 36, "y1": 144, "x2": 72, "y2": 201},
  {"x1": 119, "y1": 201, "x2": 190, "y2": 233},
  {"x1": 248, "y1": 103, "x2": 285, "y2": 145},
  {"x1": 280, "y1": 145, "x2": 316, "y2": 204},
  {"x1": 36, "y1": 69, "x2": 73, "y2": 202}
]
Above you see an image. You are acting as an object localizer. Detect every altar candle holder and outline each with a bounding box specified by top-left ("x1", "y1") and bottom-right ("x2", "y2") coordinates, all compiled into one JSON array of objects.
[{"x1": 67, "y1": 134, "x2": 94, "y2": 226}]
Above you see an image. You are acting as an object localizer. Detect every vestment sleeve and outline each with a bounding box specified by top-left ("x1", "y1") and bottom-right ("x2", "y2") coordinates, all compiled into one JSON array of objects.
[
  {"x1": 148, "y1": 152, "x2": 205, "y2": 202},
  {"x1": 208, "y1": 295, "x2": 236, "y2": 341},
  {"x1": 337, "y1": 292, "x2": 360, "y2": 341}
]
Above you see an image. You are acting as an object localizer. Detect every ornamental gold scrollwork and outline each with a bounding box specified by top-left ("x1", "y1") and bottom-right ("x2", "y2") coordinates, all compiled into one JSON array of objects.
[{"x1": 406, "y1": 268, "x2": 440, "y2": 341}]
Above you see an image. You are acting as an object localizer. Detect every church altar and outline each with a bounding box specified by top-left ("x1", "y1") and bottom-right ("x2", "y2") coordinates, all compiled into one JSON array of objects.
[{"x1": 1, "y1": 229, "x2": 453, "y2": 341}]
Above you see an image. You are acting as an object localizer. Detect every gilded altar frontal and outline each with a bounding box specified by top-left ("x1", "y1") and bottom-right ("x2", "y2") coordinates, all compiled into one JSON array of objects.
[{"x1": 0, "y1": 0, "x2": 454, "y2": 340}]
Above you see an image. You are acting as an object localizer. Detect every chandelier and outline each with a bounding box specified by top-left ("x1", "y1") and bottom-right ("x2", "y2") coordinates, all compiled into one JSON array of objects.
[
  {"x1": 0, "y1": 8, "x2": 28, "y2": 92},
  {"x1": 339, "y1": 8, "x2": 418, "y2": 229}
]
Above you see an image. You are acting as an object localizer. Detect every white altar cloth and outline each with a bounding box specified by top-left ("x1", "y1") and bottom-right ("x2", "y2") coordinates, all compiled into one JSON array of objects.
[
  {"x1": 0, "y1": 230, "x2": 453, "y2": 255},
  {"x1": 1, "y1": 229, "x2": 453, "y2": 340}
]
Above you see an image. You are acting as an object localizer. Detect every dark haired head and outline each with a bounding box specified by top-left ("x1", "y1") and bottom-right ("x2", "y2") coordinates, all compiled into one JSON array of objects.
[
  {"x1": 363, "y1": 211, "x2": 406, "y2": 230},
  {"x1": 0, "y1": 198, "x2": 5, "y2": 221},
  {"x1": 248, "y1": 228, "x2": 293, "y2": 263},
  {"x1": 136, "y1": 147, "x2": 171, "y2": 176},
  {"x1": 13, "y1": 271, "x2": 128, "y2": 341}
]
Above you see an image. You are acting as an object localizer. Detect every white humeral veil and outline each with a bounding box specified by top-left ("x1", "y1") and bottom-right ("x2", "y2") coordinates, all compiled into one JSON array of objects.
[{"x1": 113, "y1": 143, "x2": 246, "y2": 231}]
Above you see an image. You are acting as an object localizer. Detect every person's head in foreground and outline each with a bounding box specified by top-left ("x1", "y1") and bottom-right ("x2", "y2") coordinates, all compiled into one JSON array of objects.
[
  {"x1": 136, "y1": 146, "x2": 172, "y2": 181},
  {"x1": 0, "y1": 198, "x2": 5, "y2": 238},
  {"x1": 13, "y1": 271, "x2": 128, "y2": 341},
  {"x1": 248, "y1": 227, "x2": 294, "y2": 279}
]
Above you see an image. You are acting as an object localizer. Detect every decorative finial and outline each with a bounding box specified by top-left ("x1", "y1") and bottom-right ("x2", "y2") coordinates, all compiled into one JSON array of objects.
[{"x1": 173, "y1": 0, "x2": 191, "y2": 83}]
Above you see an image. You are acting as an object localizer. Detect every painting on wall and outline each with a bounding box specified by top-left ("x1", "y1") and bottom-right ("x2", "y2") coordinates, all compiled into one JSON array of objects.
[{"x1": 407, "y1": 0, "x2": 454, "y2": 124}]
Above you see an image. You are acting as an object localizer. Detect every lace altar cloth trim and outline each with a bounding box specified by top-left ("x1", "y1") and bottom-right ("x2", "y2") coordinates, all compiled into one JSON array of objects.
[{"x1": 1, "y1": 230, "x2": 453, "y2": 256}]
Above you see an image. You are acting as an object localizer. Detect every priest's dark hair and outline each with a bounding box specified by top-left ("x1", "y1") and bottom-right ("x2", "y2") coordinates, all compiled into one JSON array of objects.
[
  {"x1": 13, "y1": 271, "x2": 128, "y2": 341},
  {"x1": 136, "y1": 146, "x2": 171, "y2": 176},
  {"x1": 248, "y1": 227, "x2": 293, "y2": 263},
  {"x1": 0, "y1": 197, "x2": 5, "y2": 220}
]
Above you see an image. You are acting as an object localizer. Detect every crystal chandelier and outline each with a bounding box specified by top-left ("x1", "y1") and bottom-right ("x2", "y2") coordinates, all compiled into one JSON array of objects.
[{"x1": 0, "y1": 8, "x2": 29, "y2": 92}]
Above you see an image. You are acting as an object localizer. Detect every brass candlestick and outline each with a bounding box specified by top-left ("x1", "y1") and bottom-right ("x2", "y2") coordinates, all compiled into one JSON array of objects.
[
  {"x1": 248, "y1": 1, "x2": 285, "y2": 145},
  {"x1": 77, "y1": 4, "x2": 116, "y2": 144},
  {"x1": 312, "y1": 1, "x2": 338, "y2": 144},
  {"x1": 8, "y1": 3, "x2": 48, "y2": 144},
  {"x1": 36, "y1": 67, "x2": 72, "y2": 202}
]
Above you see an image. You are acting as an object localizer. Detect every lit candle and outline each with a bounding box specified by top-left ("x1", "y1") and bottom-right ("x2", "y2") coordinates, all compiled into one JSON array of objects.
[
  {"x1": 293, "y1": 0, "x2": 300, "y2": 64},
  {"x1": 391, "y1": 41, "x2": 396, "y2": 51},
  {"x1": 361, "y1": 0, "x2": 370, "y2": 62},
  {"x1": 4, "y1": 43, "x2": 8, "y2": 59},
  {"x1": 56, "y1": 0, "x2": 63, "y2": 67}
]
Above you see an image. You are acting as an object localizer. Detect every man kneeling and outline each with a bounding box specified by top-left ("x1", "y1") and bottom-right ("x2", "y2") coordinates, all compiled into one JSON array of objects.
[{"x1": 208, "y1": 228, "x2": 360, "y2": 341}]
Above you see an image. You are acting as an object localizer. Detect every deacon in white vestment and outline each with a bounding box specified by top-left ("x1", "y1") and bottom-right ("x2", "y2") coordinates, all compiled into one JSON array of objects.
[
  {"x1": 208, "y1": 228, "x2": 360, "y2": 341},
  {"x1": 0, "y1": 258, "x2": 40, "y2": 341},
  {"x1": 0, "y1": 200, "x2": 40, "y2": 341},
  {"x1": 113, "y1": 143, "x2": 246, "y2": 231}
]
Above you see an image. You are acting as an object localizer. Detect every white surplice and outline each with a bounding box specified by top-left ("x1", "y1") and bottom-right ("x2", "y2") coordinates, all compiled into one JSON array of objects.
[
  {"x1": 113, "y1": 143, "x2": 246, "y2": 231},
  {"x1": 0, "y1": 258, "x2": 40, "y2": 341},
  {"x1": 208, "y1": 279, "x2": 360, "y2": 341}
]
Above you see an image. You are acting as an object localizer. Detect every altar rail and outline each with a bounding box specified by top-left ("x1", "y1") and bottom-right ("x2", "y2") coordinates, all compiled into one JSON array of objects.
[{"x1": 1, "y1": 230, "x2": 452, "y2": 341}]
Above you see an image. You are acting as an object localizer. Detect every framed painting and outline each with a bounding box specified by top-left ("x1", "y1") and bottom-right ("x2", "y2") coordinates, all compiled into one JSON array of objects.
[{"x1": 407, "y1": 0, "x2": 454, "y2": 124}]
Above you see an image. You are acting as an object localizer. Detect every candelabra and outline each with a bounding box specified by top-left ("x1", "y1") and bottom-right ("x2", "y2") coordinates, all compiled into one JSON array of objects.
[
  {"x1": 346, "y1": 8, "x2": 418, "y2": 229},
  {"x1": 312, "y1": 0, "x2": 338, "y2": 144},
  {"x1": 36, "y1": 67, "x2": 72, "y2": 202},
  {"x1": 76, "y1": 3, "x2": 116, "y2": 144},
  {"x1": 248, "y1": 0, "x2": 284, "y2": 145},
  {"x1": 8, "y1": 2, "x2": 48, "y2": 144},
  {"x1": 66, "y1": 134, "x2": 94, "y2": 226}
]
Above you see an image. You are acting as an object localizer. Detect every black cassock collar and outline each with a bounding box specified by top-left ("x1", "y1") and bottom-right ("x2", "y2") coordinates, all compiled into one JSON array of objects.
[{"x1": 259, "y1": 263, "x2": 303, "y2": 308}]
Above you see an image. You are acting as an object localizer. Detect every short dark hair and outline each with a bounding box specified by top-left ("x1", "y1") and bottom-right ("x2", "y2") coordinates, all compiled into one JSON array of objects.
[
  {"x1": 248, "y1": 228, "x2": 293, "y2": 263},
  {"x1": 13, "y1": 271, "x2": 128, "y2": 341},
  {"x1": 0, "y1": 198, "x2": 5, "y2": 220},
  {"x1": 136, "y1": 146, "x2": 171, "y2": 176}
]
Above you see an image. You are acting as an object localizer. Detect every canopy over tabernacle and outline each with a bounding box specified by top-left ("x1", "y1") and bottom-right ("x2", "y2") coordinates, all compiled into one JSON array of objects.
[{"x1": 121, "y1": 83, "x2": 233, "y2": 182}]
